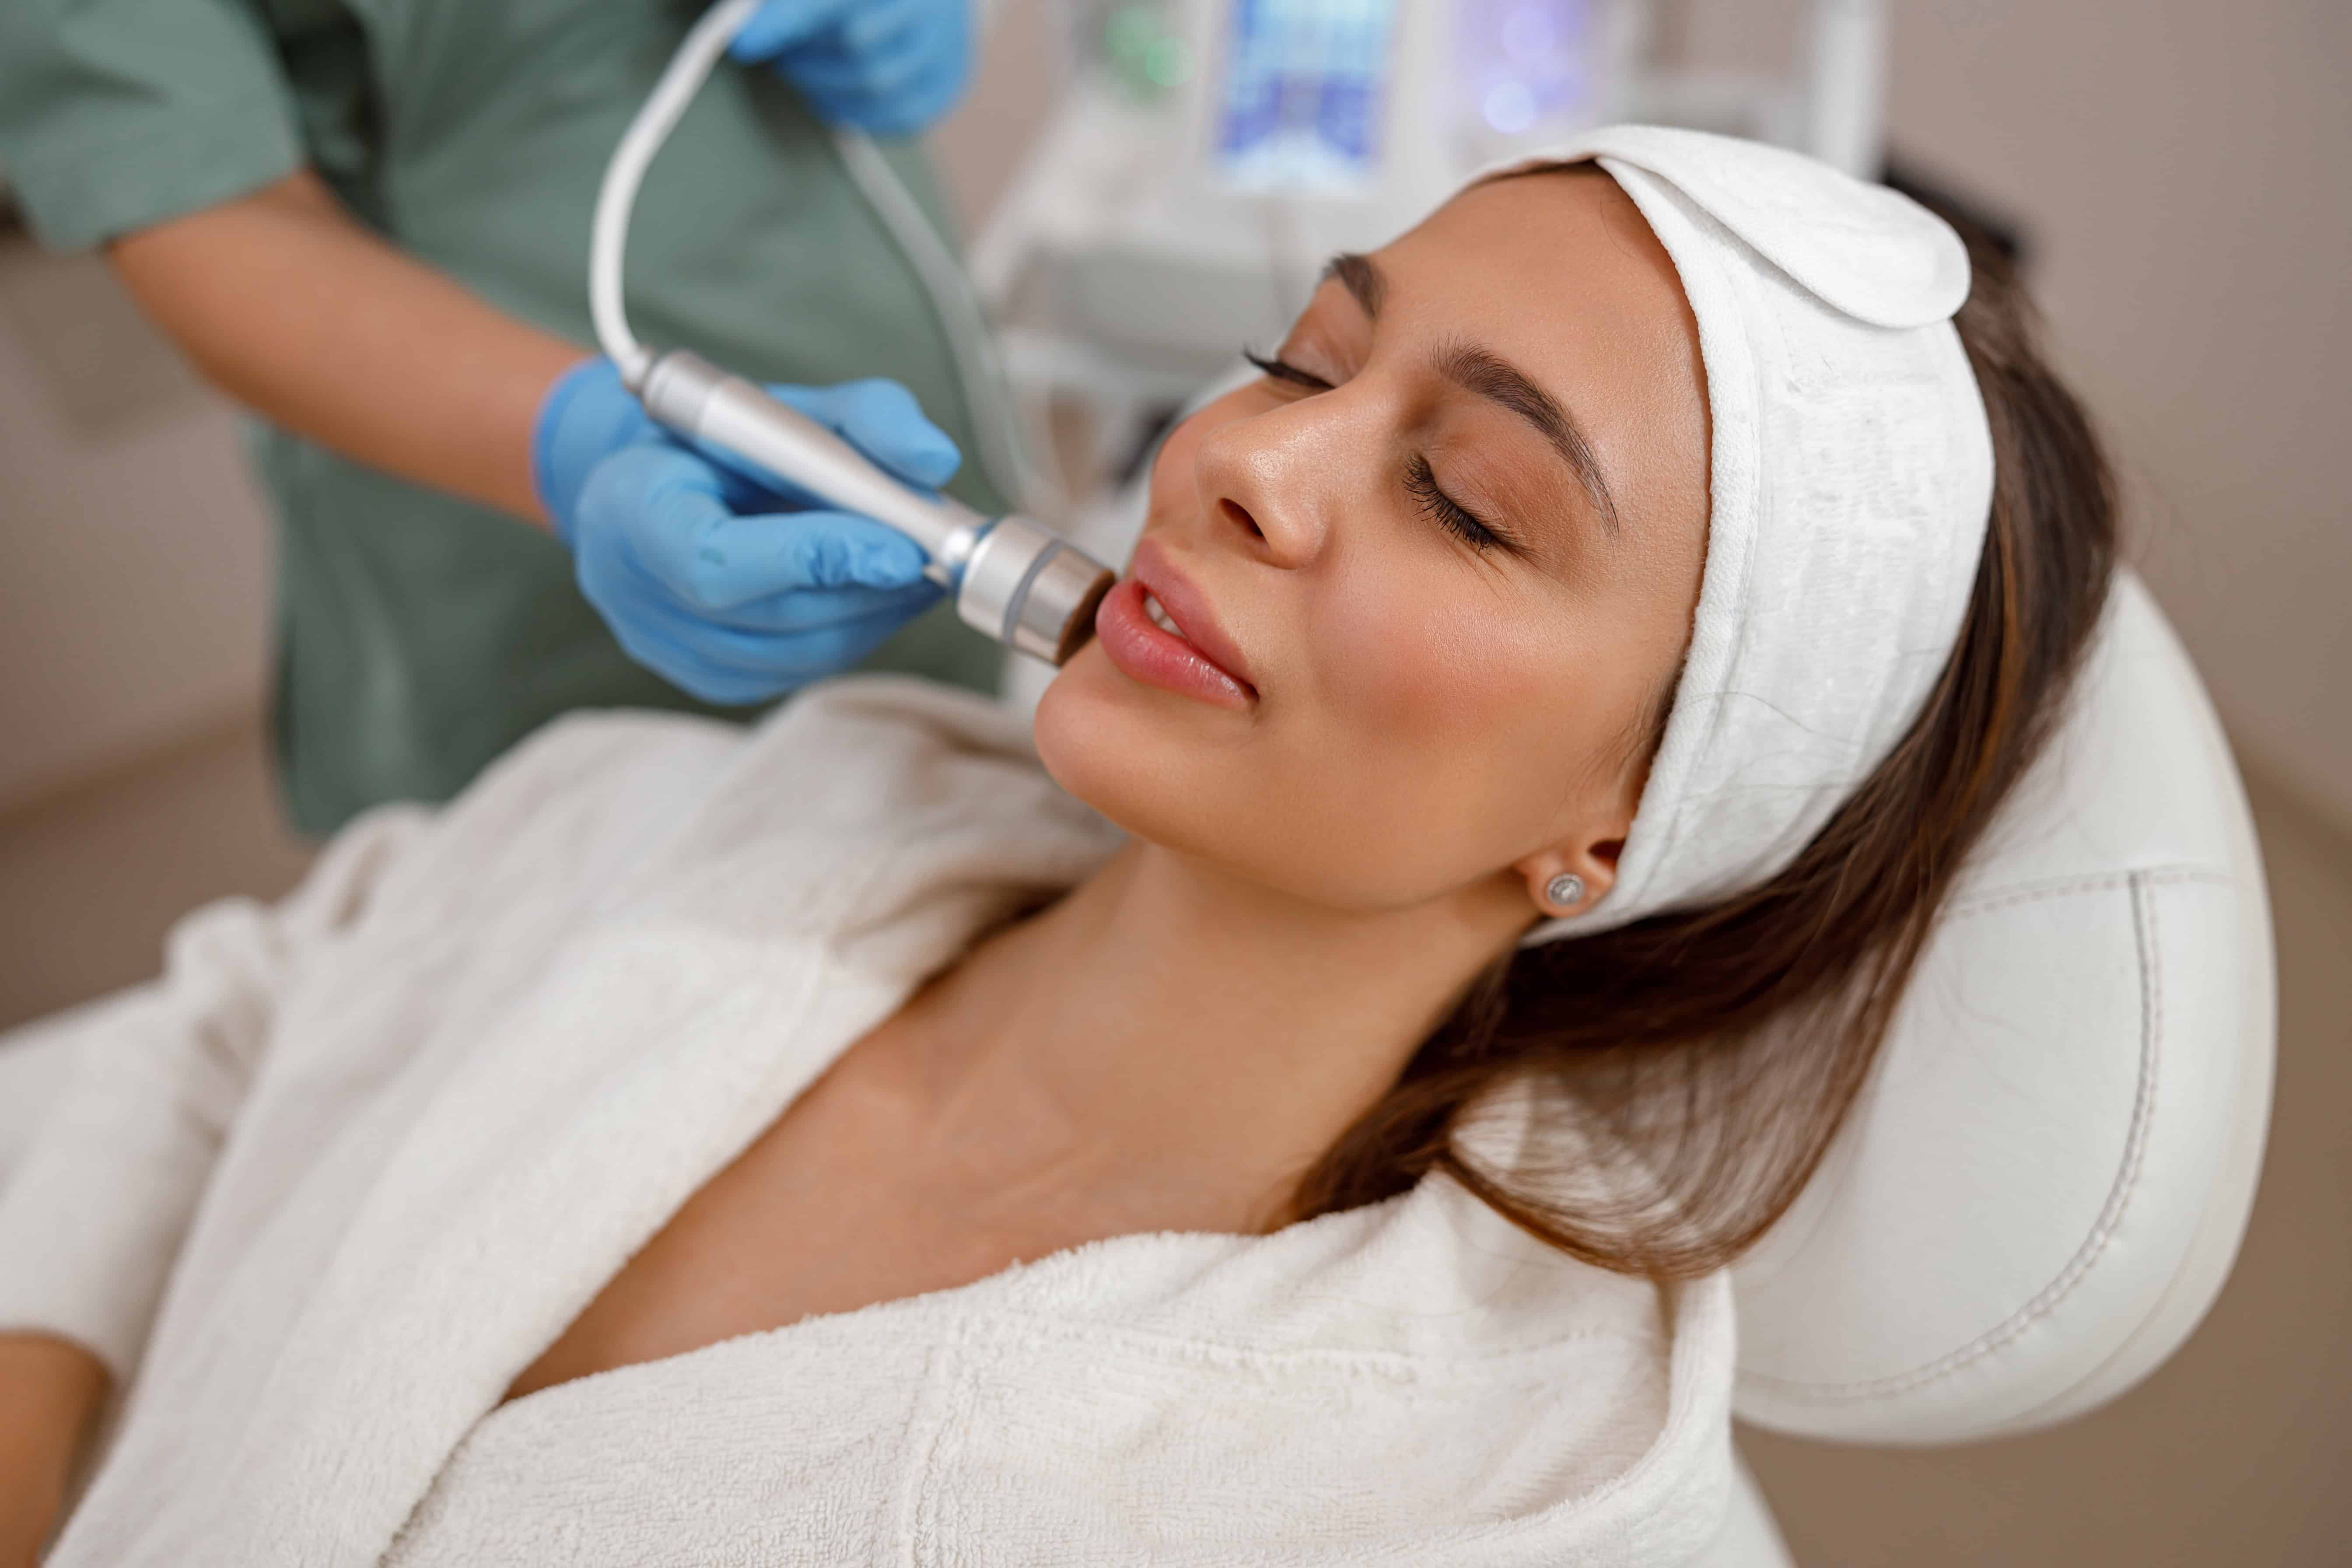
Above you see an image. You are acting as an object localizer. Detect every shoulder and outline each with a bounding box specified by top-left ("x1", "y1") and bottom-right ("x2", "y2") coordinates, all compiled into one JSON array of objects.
[
  {"x1": 622, "y1": 677, "x2": 1124, "y2": 955},
  {"x1": 431, "y1": 705, "x2": 749, "y2": 856},
  {"x1": 407, "y1": 676, "x2": 1040, "y2": 882},
  {"x1": 740, "y1": 676, "x2": 1062, "y2": 825},
  {"x1": 329, "y1": 707, "x2": 748, "y2": 936},
  {"x1": 367, "y1": 676, "x2": 1114, "y2": 942},
  {"x1": 427, "y1": 672, "x2": 1039, "y2": 834}
]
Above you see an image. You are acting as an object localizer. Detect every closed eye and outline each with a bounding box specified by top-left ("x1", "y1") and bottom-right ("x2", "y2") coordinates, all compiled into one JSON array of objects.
[
  {"x1": 1242, "y1": 350, "x2": 1333, "y2": 392},
  {"x1": 1247, "y1": 350, "x2": 1514, "y2": 555},
  {"x1": 1406, "y1": 455, "x2": 1509, "y2": 553}
]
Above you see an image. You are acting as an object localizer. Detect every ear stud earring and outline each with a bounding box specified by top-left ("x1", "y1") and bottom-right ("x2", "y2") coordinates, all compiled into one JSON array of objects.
[{"x1": 1544, "y1": 873, "x2": 1586, "y2": 912}]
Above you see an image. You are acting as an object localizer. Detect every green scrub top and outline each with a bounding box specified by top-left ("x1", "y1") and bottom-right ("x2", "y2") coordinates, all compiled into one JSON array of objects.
[{"x1": 0, "y1": 0, "x2": 1006, "y2": 834}]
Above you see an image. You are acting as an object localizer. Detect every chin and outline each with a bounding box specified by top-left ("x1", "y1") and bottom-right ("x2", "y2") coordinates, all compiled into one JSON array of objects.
[{"x1": 1032, "y1": 643, "x2": 1236, "y2": 854}]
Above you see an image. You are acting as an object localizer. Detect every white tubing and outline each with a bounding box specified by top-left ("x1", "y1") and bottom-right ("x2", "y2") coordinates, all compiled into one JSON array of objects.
[
  {"x1": 592, "y1": 0, "x2": 1053, "y2": 521},
  {"x1": 597, "y1": 0, "x2": 1058, "y2": 514},
  {"x1": 829, "y1": 128, "x2": 1060, "y2": 518},
  {"x1": 590, "y1": 0, "x2": 764, "y2": 386}
]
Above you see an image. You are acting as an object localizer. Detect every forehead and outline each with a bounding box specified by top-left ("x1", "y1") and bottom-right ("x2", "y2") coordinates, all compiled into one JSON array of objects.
[
  {"x1": 1371, "y1": 165, "x2": 1712, "y2": 553},
  {"x1": 1378, "y1": 165, "x2": 1684, "y2": 334}
]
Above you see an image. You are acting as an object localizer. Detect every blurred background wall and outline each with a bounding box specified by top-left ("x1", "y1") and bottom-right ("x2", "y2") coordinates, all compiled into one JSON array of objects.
[{"x1": 1, "y1": 0, "x2": 2344, "y2": 1561}]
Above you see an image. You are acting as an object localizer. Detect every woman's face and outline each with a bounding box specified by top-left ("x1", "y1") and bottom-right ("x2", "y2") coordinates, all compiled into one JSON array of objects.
[{"x1": 1035, "y1": 168, "x2": 1711, "y2": 920}]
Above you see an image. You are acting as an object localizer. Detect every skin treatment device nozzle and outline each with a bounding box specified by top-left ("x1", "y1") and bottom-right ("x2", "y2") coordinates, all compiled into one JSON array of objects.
[{"x1": 632, "y1": 349, "x2": 1113, "y2": 665}]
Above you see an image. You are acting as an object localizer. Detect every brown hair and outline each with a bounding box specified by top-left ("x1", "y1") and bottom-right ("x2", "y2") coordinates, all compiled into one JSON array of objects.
[{"x1": 1289, "y1": 209, "x2": 2119, "y2": 1277}]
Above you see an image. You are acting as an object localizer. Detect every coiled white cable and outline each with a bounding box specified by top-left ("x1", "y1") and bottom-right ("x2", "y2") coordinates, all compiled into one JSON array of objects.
[{"x1": 589, "y1": 0, "x2": 1046, "y2": 512}]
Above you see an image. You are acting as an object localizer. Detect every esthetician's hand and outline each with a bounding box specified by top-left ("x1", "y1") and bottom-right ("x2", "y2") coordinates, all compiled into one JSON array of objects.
[
  {"x1": 731, "y1": 0, "x2": 973, "y2": 136},
  {"x1": 536, "y1": 360, "x2": 962, "y2": 705}
]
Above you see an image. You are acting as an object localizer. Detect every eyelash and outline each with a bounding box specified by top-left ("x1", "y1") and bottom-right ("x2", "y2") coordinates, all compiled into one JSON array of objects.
[
  {"x1": 1243, "y1": 350, "x2": 1507, "y2": 553},
  {"x1": 1241, "y1": 349, "x2": 1328, "y2": 390},
  {"x1": 1404, "y1": 455, "x2": 1504, "y2": 551}
]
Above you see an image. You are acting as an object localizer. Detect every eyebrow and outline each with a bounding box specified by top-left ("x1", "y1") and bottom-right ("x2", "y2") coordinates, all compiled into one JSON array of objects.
[
  {"x1": 1325, "y1": 252, "x2": 1386, "y2": 319},
  {"x1": 1323, "y1": 252, "x2": 1622, "y2": 537}
]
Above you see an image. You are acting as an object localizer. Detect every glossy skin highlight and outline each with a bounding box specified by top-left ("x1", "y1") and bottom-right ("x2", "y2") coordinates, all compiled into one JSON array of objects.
[{"x1": 1038, "y1": 168, "x2": 1712, "y2": 920}]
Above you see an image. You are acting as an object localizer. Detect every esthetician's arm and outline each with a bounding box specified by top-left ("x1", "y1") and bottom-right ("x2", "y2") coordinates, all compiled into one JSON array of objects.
[
  {"x1": 0, "y1": 1332, "x2": 108, "y2": 1568},
  {"x1": 107, "y1": 168, "x2": 582, "y2": 528}
]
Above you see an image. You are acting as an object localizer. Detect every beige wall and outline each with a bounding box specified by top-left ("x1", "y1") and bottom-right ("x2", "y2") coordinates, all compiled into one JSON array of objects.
[
  {"x1": 1883, "y1": 0, "x2": 2352, "y2": 835},
  {"x1": 0, "y1": 244, "x2": 272, "y2": 816}
]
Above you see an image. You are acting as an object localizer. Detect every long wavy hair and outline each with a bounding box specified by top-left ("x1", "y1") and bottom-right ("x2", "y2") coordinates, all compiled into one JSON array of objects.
[{"x1": 1288, "y1": 207, "x2": 2120, "y2": 1277}]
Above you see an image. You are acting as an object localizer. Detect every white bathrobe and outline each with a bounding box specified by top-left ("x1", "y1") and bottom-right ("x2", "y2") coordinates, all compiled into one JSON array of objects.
[{"x1": 0, "y1": 678, "x2": 1733, "y2": 1565}]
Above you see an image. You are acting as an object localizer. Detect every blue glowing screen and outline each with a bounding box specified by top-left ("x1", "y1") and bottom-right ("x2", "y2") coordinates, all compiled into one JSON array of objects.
[{"x1": 1213, "y1": 0, "x2": 1399, "y2": 191}]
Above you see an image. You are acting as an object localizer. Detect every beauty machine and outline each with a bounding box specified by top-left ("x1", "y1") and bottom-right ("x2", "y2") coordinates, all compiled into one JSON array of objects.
[{"x1": 590, "y1": 0, "x2": 1116, "y2": 666}]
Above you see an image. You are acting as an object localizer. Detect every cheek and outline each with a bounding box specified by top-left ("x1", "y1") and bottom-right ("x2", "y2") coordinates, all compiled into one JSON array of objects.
[
  {"x1": 1316, "y1": 557, "x2": 1579, "y2": 782},
  {"x1": 1031, "y1": 574, "x2": 1632, "y2": 915},
  {"x1": 1270, "y1": 563, "x2": 1615, "y2": 896}
]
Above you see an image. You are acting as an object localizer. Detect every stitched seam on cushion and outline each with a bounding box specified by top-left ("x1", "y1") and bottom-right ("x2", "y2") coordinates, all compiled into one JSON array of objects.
[
  {"x1": 1741, "y1": 871, "x2": 2169, "y2": 1402},
  {"x1": 1944, "y1": 864, "x2": 2228, "y2": 921}
]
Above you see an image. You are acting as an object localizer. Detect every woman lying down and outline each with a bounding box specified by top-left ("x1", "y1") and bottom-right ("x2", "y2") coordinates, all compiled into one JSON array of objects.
[{"x1": 0, "y1": 126, "x2": 2114, "y2": 1565}]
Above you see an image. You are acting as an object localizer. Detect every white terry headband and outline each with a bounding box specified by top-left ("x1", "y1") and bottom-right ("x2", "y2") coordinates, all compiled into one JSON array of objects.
[{"x1": 1505, "y1": 126, "x2": 1996, "y2": 945}]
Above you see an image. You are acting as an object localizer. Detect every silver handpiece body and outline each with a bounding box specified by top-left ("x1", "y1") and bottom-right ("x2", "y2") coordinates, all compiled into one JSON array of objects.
[{"x1": 635, "y1": 350, "x2": 1113, "y2": 665}]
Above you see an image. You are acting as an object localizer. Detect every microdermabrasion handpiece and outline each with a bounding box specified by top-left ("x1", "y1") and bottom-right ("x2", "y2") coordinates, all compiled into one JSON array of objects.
[
  {"x1": 631, "y1": 350, "x2": 1113, "y2": 665},
  {"x1": 590, "y1": 0, "x2": 1114, "y2": 666}
]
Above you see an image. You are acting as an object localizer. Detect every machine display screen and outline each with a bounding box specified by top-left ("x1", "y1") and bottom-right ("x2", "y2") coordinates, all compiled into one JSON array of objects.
[{"x1": 1212, "y1": 0, "x2": 1400, "y2": 192}]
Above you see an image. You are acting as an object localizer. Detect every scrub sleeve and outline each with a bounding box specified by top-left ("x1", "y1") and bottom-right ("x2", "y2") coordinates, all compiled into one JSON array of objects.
[{"x1": 0, "y1": 0, "x2": 1005, "y2": 835}]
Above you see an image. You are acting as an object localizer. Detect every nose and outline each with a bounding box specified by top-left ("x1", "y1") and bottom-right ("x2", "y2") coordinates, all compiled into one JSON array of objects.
[
  {"x1": 1214, "y1": 496, "x2": 1264, "y2": 543},
  {"x1": 1189, "y1": 397, "x2": 1356, "y2": 568}
]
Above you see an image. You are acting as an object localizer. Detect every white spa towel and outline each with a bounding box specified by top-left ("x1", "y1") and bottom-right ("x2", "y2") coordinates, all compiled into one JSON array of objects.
[{"x1": 0, "y1": 678, "x2": 1733, "y2": 1566}]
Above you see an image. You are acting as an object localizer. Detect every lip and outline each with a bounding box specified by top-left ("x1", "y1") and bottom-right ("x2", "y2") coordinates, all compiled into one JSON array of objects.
[{"x1": 1096, "y1": 540, "x2": 1258, "y2": 709}]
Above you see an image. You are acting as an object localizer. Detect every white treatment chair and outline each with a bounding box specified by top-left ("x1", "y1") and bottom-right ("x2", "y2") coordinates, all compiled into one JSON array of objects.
[
  {"x1": 1694, "y1": 570, "x2": 2278, "y2": 1564},
  {"x1": 0, "y1": 575, "x2": 2273, "y2": 1564}
]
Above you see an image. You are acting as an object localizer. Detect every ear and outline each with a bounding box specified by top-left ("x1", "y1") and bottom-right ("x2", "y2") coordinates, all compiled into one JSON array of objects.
[
  {"x1": 1517, "y1": 743, "x2": 1646, "y2": 919},
  {"x1": 1515, "y1": 836, "x2": 1625, "y2": 919},
  {"x1": 1515, "y1": 777, "x2": 1638, "y2": 920}
]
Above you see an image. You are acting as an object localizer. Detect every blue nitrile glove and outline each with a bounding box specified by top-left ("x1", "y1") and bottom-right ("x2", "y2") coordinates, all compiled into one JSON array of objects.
[
  {"x1": 729, "y1": 0, "x2": 973, "y2": 137},
  {"x1": 533, "y1": 357, "x2": 660, "y2": 541},
  {"x1": 532, "y1": 360, "x2": 964, "y2": 705}
]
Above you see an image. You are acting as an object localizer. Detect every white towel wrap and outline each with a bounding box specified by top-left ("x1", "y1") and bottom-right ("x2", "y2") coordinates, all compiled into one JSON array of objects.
[{"x1": 1502, "y1": 126, "x2": 1995, "y2": 943}]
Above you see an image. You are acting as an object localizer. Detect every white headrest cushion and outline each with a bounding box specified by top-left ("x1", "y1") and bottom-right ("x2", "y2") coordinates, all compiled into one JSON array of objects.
[{"x1": 1729, "y1": 574, "x2": 2275, "y2": 1443}]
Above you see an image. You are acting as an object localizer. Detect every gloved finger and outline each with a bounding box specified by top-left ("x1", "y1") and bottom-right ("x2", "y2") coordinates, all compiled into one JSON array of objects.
[
  {"x1": 534, "y1": 357, "x2": 660, "y2": 544},
  {"x1": 779, "y1": 0, "x2": 929, "y2": 69},
  {"x1": 614, "y1": 596, "x2": 935, "y2": 704},
  {"x1": 838, "y1": 51, "x2": 970, "y2": 136},
  {"x1": 840, "y1": 0, "x2": 937, "y2": 58},
  {"x1": 595, "y1": 567, "x2": 921, "y2": 704},
  {"x1": 782, "y1": 24, "x2": 931, "y2": 96},
  {"x1": 599, "y1": 520, "x2": 941, "y2": 634},
  {"x1": 776, "y1": 1, "x2": 968, "y2": 133},
  {"x1": 587, "y1": 541, "x2": 935, "y2": 644},
  {"x1": 727, "y1": 0, "x2": 864, "y2": 62},
  {"x1": 712, "y1": 575, "x2": 940, "y2": 635},
  {"x1": 763, "y1": 379, "x2": 962, "y2": 490},
  {"x1": 790, "y1": 67, "x2": 953, "y2": 139},
  {"x1": 600, "y1": 452, "x2": 937, "y2": 611},
  {"x1": 577, "y1": 442, "x2": 850, "y2": 614}
]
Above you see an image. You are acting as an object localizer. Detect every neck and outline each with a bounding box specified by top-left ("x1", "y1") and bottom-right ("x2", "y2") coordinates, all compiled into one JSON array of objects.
[{"x1": 892, "y1": 841, "x2": 1532, "y2": 1234}]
